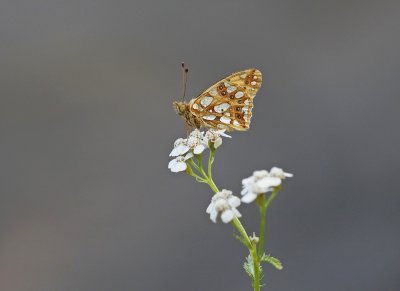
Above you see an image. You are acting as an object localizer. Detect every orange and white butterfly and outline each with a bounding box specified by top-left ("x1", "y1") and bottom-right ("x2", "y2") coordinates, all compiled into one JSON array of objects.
[{"x1": 173, "y1": 67, "x2": 262, "y2": 131}]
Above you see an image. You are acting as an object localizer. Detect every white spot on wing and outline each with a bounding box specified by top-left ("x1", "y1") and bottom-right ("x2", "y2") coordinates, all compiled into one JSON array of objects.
[
  {"x1": 235, "y1": 91, "x2": 244, "y2": 98},
  {"x1": 217, "y1": 124, "x2": 227, "y2": 129},
  {"x1": 233, "y1": 120, "x2": 240, "y2": 126},
  {"x1": 214, "y1": 103, "x2": 230, "y2": 113},
  {"x1": 220, "y1": 116, "x2": 231, "y2": 124},
  {"x1": 209, "y1": 88, "x2": 217, "y2": 96},
  {"x1": 240, "y1": 74, "x2": 246, "y2": 79},
  {"x1": 227, "y1": 86, "x2": 237, "y2": 93},
  {"x1": 201, "y1": 96, "x2": 213, "y2": 107},
  {"x1": 192, "y1": 103, "x2": 199, "y2": 110},
  {"x1": 202, "y1": 114, "x2": 216, "y2": 120},
  {"x1": 251, "y1": 81, "x2": 257, "y2": 86}
]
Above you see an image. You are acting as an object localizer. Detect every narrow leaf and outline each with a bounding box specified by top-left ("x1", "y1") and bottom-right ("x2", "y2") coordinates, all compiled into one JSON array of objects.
[{"x1": 260, "y1": 253, "x2": 283, "y2": 270}]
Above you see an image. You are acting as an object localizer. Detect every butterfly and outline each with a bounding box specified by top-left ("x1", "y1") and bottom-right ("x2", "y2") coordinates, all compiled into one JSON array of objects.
[{"x1": 173, "y1": 65, "x2": 262, "y2": 131}]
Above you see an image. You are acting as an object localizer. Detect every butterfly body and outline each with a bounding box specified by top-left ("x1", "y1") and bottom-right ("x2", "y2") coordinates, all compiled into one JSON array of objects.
[
  {"x1": 173, "y1": 101, "x2": 203, "y2": 128},
  {"x1": 174, "y1": 68, "x2": 262, "y2": 131}
]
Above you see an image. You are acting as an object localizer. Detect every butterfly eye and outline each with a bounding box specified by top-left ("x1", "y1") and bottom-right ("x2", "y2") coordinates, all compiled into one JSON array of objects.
[
  {"x1": 218, "y1": 84, "x2": 224, "y2": 90},
  {"x1": 236, "y1": 107, "x2": 241, "y2": 111},
  {"x1": 221, "y1": 91, "x2": 227, "y2": 96},
  {"x1": 237, "y1": 100, "x2": 242, "y2": 104},
  {"x1": 236, "y1": 113, "x2": 241, "y2": 119},
  {"x1": 229, "y1": 95, "x2": 235, "y2": 99}
]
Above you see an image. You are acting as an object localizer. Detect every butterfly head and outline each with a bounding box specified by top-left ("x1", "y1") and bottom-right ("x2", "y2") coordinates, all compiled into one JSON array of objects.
[{"x1": 173, "y1": 101, "x2": 188, "y2": 116}]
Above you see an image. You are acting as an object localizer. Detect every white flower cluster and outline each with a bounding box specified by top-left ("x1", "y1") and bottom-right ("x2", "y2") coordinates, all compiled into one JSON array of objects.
[
  {"x1": 241, "y1": 167, "x2": 293, "y2": 203},
  {"x1": 206, "y1": 189, "x2": 241, "y2": 223},
  {"x1": 168, "y1": 129, "x2": 231, "y2": 173}
]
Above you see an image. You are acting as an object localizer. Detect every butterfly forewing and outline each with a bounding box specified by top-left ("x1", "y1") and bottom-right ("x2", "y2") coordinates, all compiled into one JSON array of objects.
[{"x1": 189, "y1": 69, "x2": 262, "y2": 131}]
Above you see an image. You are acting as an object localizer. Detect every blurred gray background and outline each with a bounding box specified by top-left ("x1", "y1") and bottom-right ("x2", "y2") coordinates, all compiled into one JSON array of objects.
[{"x1": 1, "y1": 1, "x2": 399, "y2": 290}]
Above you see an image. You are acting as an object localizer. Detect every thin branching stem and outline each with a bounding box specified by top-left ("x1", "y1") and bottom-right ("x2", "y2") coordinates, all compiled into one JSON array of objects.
[
  {"x1": 187, "y1": 149, "x2": 263, "y2": 291},
  {"x1": 195, "y1": 154, "x2": 219, "y2": 193}
]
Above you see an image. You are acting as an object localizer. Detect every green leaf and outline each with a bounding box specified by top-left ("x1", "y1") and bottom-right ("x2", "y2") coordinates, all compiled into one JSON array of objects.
[
  {"x1": 260, "y1": 253, "x2": 283, "y2": 270},
  {"x1": 243, "y1": 255, "x2": 254, "y2": 281},
  {"x1": 243, "y1": 255, "x2": 264, "y2": 288},
  {"x1": 233, "y1": 231, "x2": 247, "y2": 247}
]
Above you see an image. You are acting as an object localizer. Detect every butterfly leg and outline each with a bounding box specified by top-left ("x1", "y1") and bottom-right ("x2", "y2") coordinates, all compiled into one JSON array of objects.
[{"x1": 184, "y1": 121, "x2": 194, "y2": 135}]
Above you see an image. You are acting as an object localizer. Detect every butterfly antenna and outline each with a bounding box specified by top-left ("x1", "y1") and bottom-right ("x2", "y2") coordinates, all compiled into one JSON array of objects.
[{"x1": 181, "y1": 62, "x2": 189, "y2": 101}]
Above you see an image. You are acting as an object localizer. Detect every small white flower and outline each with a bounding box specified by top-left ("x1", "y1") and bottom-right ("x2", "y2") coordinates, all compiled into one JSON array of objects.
[
  {"x1": 169, "y1": 128, "x2": 231, "y2": 162},
  {"x1": 205, "y1": 129, "x2": 231, "y2": 148},
  {"x1": 170, "y1": 138, "x2": 190, "y2": 157},
  {"x1": 188, "y1": 128, "x2": 203, "y2": 139},
  {"x1": 269, "y1": 167, "x2": 293, "y2": 179},
  {"x1": 168, "y1": 152, "x2": 193, "y2": 173},
  {"x1": 241, "y1": 168, "x2": 292, "y2": 203},
  {"x1": 187, "y1": 129, "x2": 207, "y2": 154},
  {"x1": 206, "y1": 189, "x2": 241, "y2": 223}
]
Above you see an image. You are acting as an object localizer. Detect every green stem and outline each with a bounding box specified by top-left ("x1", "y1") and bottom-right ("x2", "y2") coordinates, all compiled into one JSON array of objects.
[
  {"x1": 186, "y1": 161, "x2": 206, "y2": 182},
  {"x1": 196, "y1": 155, "x2": 208, "y2": 180},
  {"x1": 192, "y1": 150, "x2": 261, "y2": 290},
  {"x1": 206, "y1": 147, "x2": 220, "y2": 193},
  {"x1": 257, "y1": 186, "x2": 281, "y2": 257},
  {"x1": 208, "y1": 144, "x2": 215, "y2": 179},
  {"x1": 231, "y1": 217, "x2": 252, "y2": 248},
  {"x1": 187, "y1": 159, "x2": 202, "y2": 174},
  {"x1": 187, "y1": 171, "x2": 207, "y2": 183},
  {"x1": 257, "y1": 195, "x2": 267, "y2": 258},
  {"x1": 207, "y1": 177, "x2": 219, "y2": 193},
  {"x1": 251, "y1": 246, "x2": 261, "y2": 291},
  {"x1": 195, "y1": 154, "x2": 219, "y2": 193},
  {"x1": 264, "y1": 186, "x2": 280, "y2": 210},
  {"x1": 232, "y1": 218, "x2": 260, "y2": 291}
]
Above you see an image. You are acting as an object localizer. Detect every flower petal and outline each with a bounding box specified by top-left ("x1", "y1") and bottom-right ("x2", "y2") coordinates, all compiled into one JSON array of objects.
[
  {"x1": 170, "y1": 145, "x2": 190, "y2": 157},
  {"x1": 228, "y1": 196, "x2": 241, "y2": 208},
  {"x1": 242, "y1": 176, "x2": 255, "y2": 186},
  {"x1": 216, "y1": 130, "x2": 231, "y2": 138},
  {"x1": 258, "y1": 176, "x2": 281, "y2": 188},
  {"x1": 270, "y1": 167, "x2": 293, "y2": 178},
  {"x1": 253, "y1": 170, "x2": 269, "y2": 179},
  {"x1": 213, "y1": 137, "x2": 222, "y2": 148},
  {"x1": 173, "y1": 138, "x2": 185, "y2": 147},
  {"x1": 232, "y1": 208, "x2": 242, "y2": 218},
  {"x1": 168, "y1": 159, "x2": 176, "y2": 169},
  {"x1": 177, "y1": 145, "x2": 190, "y2": 155},
  {"x1": 193, "y1": 144, "x2": 206, "y2": 154},
  {"x1": 241, "y1": 187, "x2": 249, "y2": 195},
  {"x1": 210, "y1": 210, "x2": 218, "y2": 223},
  {"x1": 221, "y1": 210, "x2": 235, "y2": 223},
  {"x1": 169, "y1": 147, "x2": 180, "y2": 157},
  {"x1": 241, "y1": 193, "x2": 258, "y2": 204},
  {"x1": 170, "y1": 161, "x2": 187, "y2": 173},
  {"x1": 206, "y1": 203, "x2": 214, "y2": 214},
  {"x1": 184, "y1": 152, "x2": 194, "y2": 160}
]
